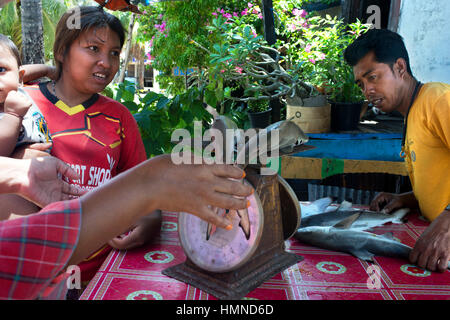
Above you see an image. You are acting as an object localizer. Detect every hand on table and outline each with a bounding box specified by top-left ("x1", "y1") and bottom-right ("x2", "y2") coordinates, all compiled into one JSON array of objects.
[{"x1": 409, "y1": 210, "x2": 450, "y2": 273}]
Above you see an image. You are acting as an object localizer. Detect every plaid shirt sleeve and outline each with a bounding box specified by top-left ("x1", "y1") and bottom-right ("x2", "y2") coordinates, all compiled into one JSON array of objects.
[{"x1": 0, "y1": 199, "x2": 81, "y2": 300}]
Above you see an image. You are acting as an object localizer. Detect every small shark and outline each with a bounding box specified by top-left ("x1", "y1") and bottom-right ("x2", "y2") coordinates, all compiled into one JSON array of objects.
[
  {"x1": 294, "y1": 225, "x2": 450, "y2": 270},
  {"x1": 300, "y1": 208, "x2": 410, "y2": 231}
]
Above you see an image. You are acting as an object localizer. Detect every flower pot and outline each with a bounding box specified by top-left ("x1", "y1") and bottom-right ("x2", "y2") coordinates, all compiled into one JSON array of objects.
[
  {"x1": 286, "y1": 95, "x2": 331, "y2": 133},
  {"x1": 330, "y1": 101, "x2": 363, "y2": 131},
  {"x1": 248, "y1": 108, "x2": 272, "y2": 129}
]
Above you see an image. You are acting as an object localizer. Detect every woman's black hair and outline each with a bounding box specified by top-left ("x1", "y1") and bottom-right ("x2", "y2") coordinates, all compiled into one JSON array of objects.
[{"x1": 344, "y1": 28, "x2": 413, "y2": 76}]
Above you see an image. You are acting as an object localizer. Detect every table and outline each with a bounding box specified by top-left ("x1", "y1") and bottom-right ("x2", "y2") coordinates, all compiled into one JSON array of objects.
[{"x1": 80, "y1": 207, "x2": 450, "y2": 300}]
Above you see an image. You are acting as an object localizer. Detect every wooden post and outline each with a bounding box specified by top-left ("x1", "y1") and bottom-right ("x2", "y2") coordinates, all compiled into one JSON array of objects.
[{"x1": 261, "y1": 0, "x2": 280, "y2": 123}]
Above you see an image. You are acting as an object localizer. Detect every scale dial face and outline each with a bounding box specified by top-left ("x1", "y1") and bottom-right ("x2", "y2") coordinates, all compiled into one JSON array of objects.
[{"x1": 178, "y1": 180, "x2": 264, "y2": 273}]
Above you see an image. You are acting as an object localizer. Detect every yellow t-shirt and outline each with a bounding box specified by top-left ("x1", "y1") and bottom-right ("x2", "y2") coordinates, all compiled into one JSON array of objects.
[{"x1": 403, "y1": 82, "x2": 450, "y2": 221}]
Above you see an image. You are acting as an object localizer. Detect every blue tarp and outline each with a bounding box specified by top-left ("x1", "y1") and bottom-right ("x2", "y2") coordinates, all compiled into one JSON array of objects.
[{"x1": 294, "y1": 133, "x2": 403, "y2": 162}]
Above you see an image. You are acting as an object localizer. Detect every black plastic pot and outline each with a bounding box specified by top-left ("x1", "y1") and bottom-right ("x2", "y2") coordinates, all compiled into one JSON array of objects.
[
  {"x1": 330, "y1": 101, "x2": 363, "y2": 131},
  {"x1": 248, "y1": 108, "x2": 272, "y2": 129}
]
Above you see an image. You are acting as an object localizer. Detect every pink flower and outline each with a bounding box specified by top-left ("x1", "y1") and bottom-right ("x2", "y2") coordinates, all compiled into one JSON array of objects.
[
  {"x1": 241, "y1": 8, "x2": 248, "y2": 16},
  {"x1": 318, "y1": 53, "x2": 326, "y2": 60},
  {"x1": 248, "y1": 2, "x2": 253, "y2": 8},
  {"x1": 233, "y1": 12, "x2": 238, "y2": 17},
  {"x1": 220, "y1": 69, "x2": 225, "y2": 73},
  {"x1": 252, "y1": 30, "x2": 257, "y2": 37},
  {"x1": 292, "y1": 8, "x2": 307, "y2": 18},
  {"x1": 235, "y1": 66, "x2": 243, "y2": 74},
  {"x1": 305, "y1": 44, "x2": 312, "y2": 52},
  {"x1": 223, "y1": 13, "x2": 232, "y2": 19},
  {"x1": 258, "y1": 13, "x2": 263, "y2": 19},
  {"x1": 309, "y1": 58, "x2": 316, "y2": 64},
  {"x1": 212, "y1": 12, "x2": 217, "y2": 16},
  {"x1": 287, "y1": 24, "x2": 297, "y2": 32}
]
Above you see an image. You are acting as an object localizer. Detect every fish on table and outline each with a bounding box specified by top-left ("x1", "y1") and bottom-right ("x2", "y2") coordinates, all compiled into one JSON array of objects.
[
  {"x1": 295, "y1": 197, "x2": 450, "y2": 270},
  {"x1": 294, "y1": 225, "x2": 450, "y2": 270},
  {"x1": 300, "y1": 207, "x2": 410, "y2": 231}
]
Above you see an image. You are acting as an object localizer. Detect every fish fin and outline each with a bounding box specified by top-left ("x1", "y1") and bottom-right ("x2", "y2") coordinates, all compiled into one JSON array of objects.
[
  {"x1": 390, "y1": 208, "x2": 410, "y2": 223},
  {"x1": 350, "y1": 249, "x2": 375, "y2": 261},
  {"x1": 380, "y1": 232, "x2": 395, "y2": 240},
  {"x1": 333, "y1": 212, "x2": 361, "y2": 229},
  {"x1": 338, "y1": 200, "x2": 353, "y2": 211}
]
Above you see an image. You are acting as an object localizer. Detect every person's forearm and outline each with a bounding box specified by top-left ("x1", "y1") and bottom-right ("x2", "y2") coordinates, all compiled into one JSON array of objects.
[
  {"x1": 0, "y1": 157, "x2": 26, "y2": 194},
  {"x1": 68, "y1": 159, "x2": 158, "y2": 265},
  {"x1": 0, "y1": 115, "x2": 22, "y2": 156},
  {"x1": 22, "y1": 64, "x2": 55, "y2": 83},
  {"x1": 399, "y1": 191, "x2": 419, "y2": 209}
]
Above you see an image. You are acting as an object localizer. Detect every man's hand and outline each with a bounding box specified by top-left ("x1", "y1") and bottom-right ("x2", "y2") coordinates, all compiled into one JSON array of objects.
[
  {"x1": 410, "y1": 210, "x2": 450, "y2": 272},
  {"x1": 370, "y1": 191, "x2": 418, "y2": 214},
  {"x1": 108, "y1": 211, "x2": 162, "y2": 250},
  {"x1": 18, "y1": 156, "x2": 86, "y2": 207}
]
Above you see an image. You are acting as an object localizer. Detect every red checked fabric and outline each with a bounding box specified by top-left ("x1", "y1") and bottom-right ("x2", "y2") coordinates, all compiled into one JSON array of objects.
[
  {"x1": 0, "y1": 199, "x2": 81, "y2": 300},
  {"x1": 81, "y1": 207, "x2": 450, "y2": 300}
]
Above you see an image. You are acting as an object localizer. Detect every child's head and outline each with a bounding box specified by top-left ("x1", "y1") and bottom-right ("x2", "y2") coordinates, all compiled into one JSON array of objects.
[
  {"x1": 53, "y1": 6, "x2": 125, "y2": 82},
  {"x1": 0, "y1": 34, "x2": 23, "y2": 105}
]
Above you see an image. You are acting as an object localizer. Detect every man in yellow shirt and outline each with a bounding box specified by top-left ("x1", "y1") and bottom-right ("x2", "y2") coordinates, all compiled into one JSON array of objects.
[{"x1": 344, "y1": 28, "x2": 450, "y2": 273}]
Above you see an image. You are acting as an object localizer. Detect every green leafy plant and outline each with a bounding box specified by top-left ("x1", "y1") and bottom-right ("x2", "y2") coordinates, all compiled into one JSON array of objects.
[
  {"x1": 104, "y1": 81, "x2": 213, "y2": 157},
  {"x1": 193, "y1": 9, "x2": 316, "y2": 114},
  {"x1": 275, "y1": 8, "x2": 372, "y2": 103}
]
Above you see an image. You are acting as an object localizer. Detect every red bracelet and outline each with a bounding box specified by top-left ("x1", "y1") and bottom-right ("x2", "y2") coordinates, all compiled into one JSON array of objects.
[{"x1": 4, "y1": 111, "x2": 23, "y2": 120}]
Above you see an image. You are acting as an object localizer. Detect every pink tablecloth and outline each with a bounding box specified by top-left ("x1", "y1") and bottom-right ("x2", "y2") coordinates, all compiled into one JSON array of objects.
[{"x1": 80, "y1": 207, "x2": 450, "y2": 300}]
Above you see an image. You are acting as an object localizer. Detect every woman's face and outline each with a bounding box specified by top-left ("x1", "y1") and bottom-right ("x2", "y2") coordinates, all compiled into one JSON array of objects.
[{"x1": 60, "y1": 26, "x2": 121, "y2": 96}]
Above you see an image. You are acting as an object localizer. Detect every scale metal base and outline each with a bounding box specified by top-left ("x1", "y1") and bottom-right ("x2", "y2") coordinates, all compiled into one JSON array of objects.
[{"x1": 162, "y1": 249, "x2": 302, "y2": 300}]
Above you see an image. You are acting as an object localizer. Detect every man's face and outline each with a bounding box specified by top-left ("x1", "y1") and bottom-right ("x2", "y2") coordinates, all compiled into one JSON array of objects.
[{"x1": 353, "y1": 51, "x2": 404, "y2": 114}]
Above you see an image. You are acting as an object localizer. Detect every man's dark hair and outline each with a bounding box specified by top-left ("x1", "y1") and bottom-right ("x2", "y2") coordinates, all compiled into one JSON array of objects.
[
  {"x1": 0, "y1": 34, "x2": 22, "y2": 67},
  {"x1": 344, "y1": 28, "x2": 413, "y2": 76}
]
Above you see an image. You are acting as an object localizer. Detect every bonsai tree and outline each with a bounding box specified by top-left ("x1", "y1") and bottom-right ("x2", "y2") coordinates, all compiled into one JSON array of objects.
[{"x1": 189, "y1": 12, "x2": 319, "y2": 118}]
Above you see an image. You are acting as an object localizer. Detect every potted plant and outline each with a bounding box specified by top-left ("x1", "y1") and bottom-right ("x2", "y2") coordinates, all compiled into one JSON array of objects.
[
  {"x1": 247, "y1": 98, "x2": 272, "y2": 129},
  {"x1": 282, "y1": 13, "x2": 371, "y2": 131},
  {"x1": 190, "y1": 10, "x2": 319, "y2": 129}
]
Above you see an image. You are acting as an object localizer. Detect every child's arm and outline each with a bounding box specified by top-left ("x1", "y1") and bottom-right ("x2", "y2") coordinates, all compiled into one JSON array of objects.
[
  {"x1": 21, "y1": 64, "x2": 58, "y2": 83},
  {"x1": 0, "y1": 90, "x2": 32, "y2": 156}
]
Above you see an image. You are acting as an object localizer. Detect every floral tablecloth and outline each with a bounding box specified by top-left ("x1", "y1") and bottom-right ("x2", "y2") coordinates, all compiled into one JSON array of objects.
[{"x1": 80, "y1": 205, "x2": 450, "y2": 300}]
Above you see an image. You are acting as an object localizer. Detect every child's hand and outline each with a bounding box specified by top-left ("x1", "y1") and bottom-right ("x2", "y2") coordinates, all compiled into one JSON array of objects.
[{"x1": 4, "y1": 90, "x2": 32, "y2": 118}]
